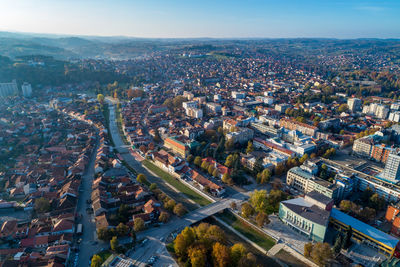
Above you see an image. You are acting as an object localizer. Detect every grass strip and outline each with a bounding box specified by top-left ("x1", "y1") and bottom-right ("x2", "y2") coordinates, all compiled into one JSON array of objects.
[{"x1": 142, "y1": 160, "x2": 212, "y2": 206}]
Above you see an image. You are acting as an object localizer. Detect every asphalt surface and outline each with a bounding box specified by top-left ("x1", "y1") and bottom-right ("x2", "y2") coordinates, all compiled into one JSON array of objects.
[{"x1": 76, "y1": 137, "x2": 108, "y2": 267}]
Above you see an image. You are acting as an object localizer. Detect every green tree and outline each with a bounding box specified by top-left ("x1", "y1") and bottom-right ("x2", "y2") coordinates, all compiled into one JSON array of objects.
[
  {"x1": 333, "y1": 235, "x2": 343, "y2": 254},
  {"x1": 35, "y1": 197, "x2": 50, "y2": 213},
  {"x1": 222, "y1": 172, "x2": 233, "y2": 185},
  {"x1": 246, "y1": 141, "x2": 254, "y2": 154},
  {"x1": 241, "y1": 202, "x2": 255, "y2": 218},
  {"x1": 173, "y1": 203, "x2": 187, "y2": 216},
  {"x1": 136, "y1": 173, "x2": 147, "y2": 184},
  {"x1": 343, "y1": 226, "x2": 353, "y2": 249},
  {"x1": 201, "y1": 161, "x2": 209, "y2": 171},
  {"x1": 133, "y1": 218, "x2": 145, "y2": 232},
  {"x1": 97, "y1": 94, "x2": 105, "y2": 104},
  {"x1": 230, "y1": 243, "x2": 247, "y2": 265},
  {"x1": 304, "y1": 242, "x2": 313, "y2": 258},
  {"x1": 91, "y1": 254, "x2": 102, "y2": 267},
  {"x1": 208, "y1": 165, "x2": 215, "y2": 175},
  {"x1": 159, "y1": 211, "x2": 170, "y2": 223},
  {"x1": 338, "y1": 104, "x2": 349, "y2": 113},
  {"x1": 194, "y1": 156, "x2": 202, "y2": 167},
  {"x1": 255, "y1": 212, "x2": 270, "y2": 227},
  {"x1": 310, "y1": 242, "x2": 333, "y2": 266},
  {"x1": 116, "y1": 223, "x2": 129, "y2": 237},
  {"x1": 164, "y1": 199, "x2": 176, "y2": 211},
  {"x1": 225, "y1": 154, "x2": 234, "y2": 167},
  {"x1": 188, "y1": 244, "x2": 207, "y2": 267},
  {"x1": 110, "y1": 236, "x2": 119, "y2": 251},
  {"x1": 149, "y1": 183, "x2": 157, "y2": 190},
  {"x1": 187, "y1": 154, "x2": 194, "y2": 163},
  {"x1": 212, "y1": 242, "x2": 231, "y2": 267},
  {"x1": 249, "y1": 190, "x2": 268, "y2": 213}
]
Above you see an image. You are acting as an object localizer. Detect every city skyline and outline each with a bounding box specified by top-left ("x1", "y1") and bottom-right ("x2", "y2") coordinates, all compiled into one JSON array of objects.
[{"x1": 0, "y1": 0, "x2": 400, "y2": 39}]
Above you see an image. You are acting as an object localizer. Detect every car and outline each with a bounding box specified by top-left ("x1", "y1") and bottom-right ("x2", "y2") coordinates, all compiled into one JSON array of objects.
[
  {"x1": 77, "y1": 238, "x2": 82, "y2": 244},
  {"x1": 141, "y1": 238, "x2": 148, "y2": 246}
]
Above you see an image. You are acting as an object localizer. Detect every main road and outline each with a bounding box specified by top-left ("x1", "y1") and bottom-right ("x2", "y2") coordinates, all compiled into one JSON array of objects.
[
  {"x1": 107, "y1": 100, "x2": 199, "y2": 211},
  {"x1": 76, "y1": 137, "x2": 107, "y2": 266},
  {"x1": 106, "y1": 99, "x2": 249, "y2": 266}
]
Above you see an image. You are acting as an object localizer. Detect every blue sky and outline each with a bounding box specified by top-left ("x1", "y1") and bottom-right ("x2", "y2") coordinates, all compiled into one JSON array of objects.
[{"x1": 0, "y1": 0, "x2": 399, "y2": 38}]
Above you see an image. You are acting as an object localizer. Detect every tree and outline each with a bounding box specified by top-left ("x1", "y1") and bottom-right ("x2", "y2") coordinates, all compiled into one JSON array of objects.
[
  {"x1": 255, "y1": 212, "x2": 270, "y2": 227},
  {"x1": 149, "y1": 183, "x2": 157, "y2": 190},
  {"x1": 164, "y1": 199, "x2": 176, "y2": 211},
  {"x1": 339, "y1": 200, "x2": 352, "y2": 213},
  {"x1": 338, "y1": 104, "x2": 349, "y2": 113},
  {"x1": 299, "y1": 153, "x2": 309, "y2": 164},
  {"x1": 206, "y1": 225, "x2": 226, "y2": 244},
  {"x1": 225, "y1": 139, "x2": 235, "y2": 151},
  {"x1": 130, "y1": 230, "x2": 136, "y2": 246},
  {"x1": 212, "y1": 169, "x2": 220, "y2": 178},
  {"x1": 159, "y1": 211, "x2": 170, "y2": 223},
  {"x1": 241, "y1": 202, "x2": 254, "y2": 218},
  {"x1": 208, "y1": 165, "x2": 215, "y2": 175},
  {"x1": 257, "y1": 169, "x2": 271, "y2": 184},
  {"x1": 174, "y1": 234, "x2": 188, "y2": 257},
  {"x1": 343, "y1": 226, "x2": 353, "y2": 249},
  {"x1": 110, "y1": 236, "x2": 119, "y2": 251},
  {"x1": 249, "y1": 190, "x2": 268, "y2": 213},
  {"x1": 310, "y1": 242, "x2": 333, "y2": 266},
  {"x1": 225, "y1": 154, "x2": 234, "y2": 167},
  {"x1": 333, "y1": 234, "x2": 343, "y2": 254},
  {"x1": 201, "y1": 161, "x2": 209, "y2": 171},
  {"x1": 116, "y1": 223, "x2": 129, "y2": 237},
  {"x1": 139, "y1": 145, "x2": 147, "y2": 154},
  {"x1": 238, "y1": 252, "x2": 257, "y2": 267},
  {"x1": 133, "y1": 218, "x2": 145, "y2": 232},
  {"x1": 194, "y1": 156, "x2": 202, "y2": 167},
  {"x1": 304, "y1": 242, "x2": 313, "y2": 258},
  {"x1": 187, "y1": 154, "x2": 194, "y2": 163},
  {"x1": 188, "y1": 244, "x2": 207, "y2": 267},
  {"x1": 35, "y1": 197, "x2": 50, "y2": 213},
  {"x1": 173, "y1": 203, "x2": 187, "y2": 216},
  {"x1": 91, "y1": 254, "x2": 102, "y2": 267},
  {"x1": 230, "y1": 243, "x2": 247, "y2": 265},
  {"x1": 222, "y1": 173, "x2": 233, "y2": 185},
  {"x1": 230, "y1": 201, "x2": 237, "y2": 210},
  {"x1": 246, "y1": 141, "x2": 254, "y2": 154},
  {"x1": 97, "y1": 227, "x2": 112, "y2": 241},
  {"x1": 212, "y1": 242, "x2": 231, "y2": 267},
  {"x1": 136, "y1": 173, "x2": 147, "y2": 184},
  {"x1": 275, "y1": 164, "x2": 285, "y2": 176},
  {"x1": 97, "y1": 94, "x2": 105, "y2": 104}
]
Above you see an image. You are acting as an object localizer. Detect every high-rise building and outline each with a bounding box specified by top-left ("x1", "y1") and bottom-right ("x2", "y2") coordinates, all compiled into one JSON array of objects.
[
  {"x1": 347, "y1": 98, "x2": 362, "y2": 112},
  {"x1": 0, "y1": 80, "x2": 18, "y2": 97},
  {"x1": 383, "y1": 153, "x2": 400, "y2": 182},
  {"x1": 21, "y1": 82, "x2": 32, "y2": 97}
]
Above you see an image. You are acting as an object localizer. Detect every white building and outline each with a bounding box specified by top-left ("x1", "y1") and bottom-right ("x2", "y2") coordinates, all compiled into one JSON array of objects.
[
  {"x1": 232, "y1": 91, "x2": 246, "y2": 99},
  {"x1": 382, "y1": 153, "x2": 400, "y2": 182},
  {"x1": 347, "y1": 98, "x2": 362, "y2": 112},
  {"x1": 0, "y1": 80, "x2": 18, "y2": 97},
  {"x1": 21, "y1": 82, "x2": 32, "y2": 97}
]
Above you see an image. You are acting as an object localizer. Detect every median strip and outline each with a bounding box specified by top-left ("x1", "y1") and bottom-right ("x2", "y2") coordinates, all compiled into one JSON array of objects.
[{"x1": 142, "y1": 159, "x2": 212, "y2": 207}]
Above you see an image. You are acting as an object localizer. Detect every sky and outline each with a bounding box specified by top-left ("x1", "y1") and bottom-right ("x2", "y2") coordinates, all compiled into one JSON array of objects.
[{"x1": 0, "y1": 0, "x2": 399, "y2": 38}]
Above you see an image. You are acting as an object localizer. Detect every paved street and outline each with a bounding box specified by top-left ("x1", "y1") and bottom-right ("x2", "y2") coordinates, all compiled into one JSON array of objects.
[
  {"x1": 76, "y1": 137, "x2": 107, "y2": 267},
  {"x1": 107, "y1": 100, "x2": 198, "y2": 211}
]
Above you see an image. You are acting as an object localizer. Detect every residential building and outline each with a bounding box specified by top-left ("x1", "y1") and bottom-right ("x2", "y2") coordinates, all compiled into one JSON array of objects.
[
  {"x1": 382, "y1": 153, "x2": 400, "y2": 182},
  {"x1": 286, "y1": 166, "x2": 339, "y2": 200},
  {"x1": 347, "y1": 98, "x2": 362, "y2": 112},
  {"x1": 280, "y1": 118, "x2": 318, "y2": 137},
  {"x1": 164, "y1": 136, "x2": 189, "y2": 158},
  {"x1": 21, "y1": 82, "x2": 32, "y2": 97},
  {"x1": 0, "y1": 80, "x2": 18, "y2": 97}
]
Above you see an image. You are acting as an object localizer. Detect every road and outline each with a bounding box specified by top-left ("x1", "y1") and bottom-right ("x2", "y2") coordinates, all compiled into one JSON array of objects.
[
  {"x1": 76, "y1": 137, "x2": 106, "y2": 267},
  {"x1": 107, "y1": 99, "x2": 199, "y2": 211},
  {"x1": 130, "y1": 194, "x2": 248, "y2": 267}
]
